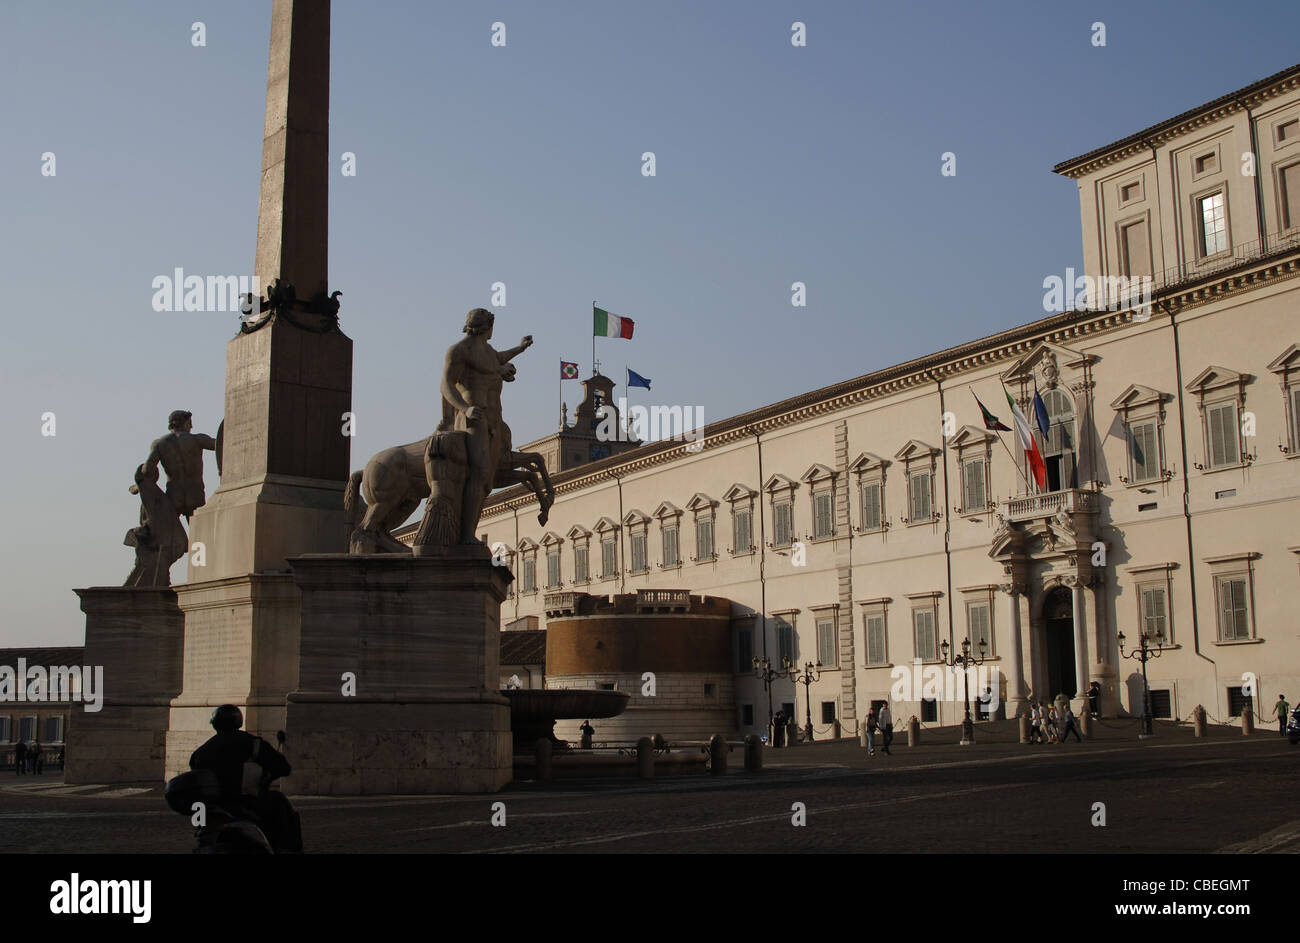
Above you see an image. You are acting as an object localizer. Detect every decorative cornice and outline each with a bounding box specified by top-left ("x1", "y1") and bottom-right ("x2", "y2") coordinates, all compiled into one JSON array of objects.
[
  {"x1": 463, "y1": 246, "x2": 1300, "y2": 524},
  {"x1": 1053, "y1": 64, "x2": 1300, "y2": 179}
]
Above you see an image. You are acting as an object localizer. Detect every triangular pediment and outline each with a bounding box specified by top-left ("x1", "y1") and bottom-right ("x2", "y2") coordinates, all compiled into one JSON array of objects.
[
  {"x1": 849, "y1": 451, "x2": 890, "y2": 473},
  {"x1": 894, "y1": 439, "x2": 939, "y2": 461},
  {"x1": 763, "y1": 473, "x2": 799, "y2": 493},
  {"x1": 593, "y1": 516, "x2": 619, "y2": 533},
  {"x1": 950, "y1": 425, "x2": 994, "y2": 449},
  {"x1": 1185, "y1": 365, "x2": 1248, "y2": 395},
  {"x1": 516, "y1": 536, "x2": 538, "y2": 551},
  {"x1": 566, "y1": 524, "x2": 591, "y2": 540},
  {"x1": 686, "y1": 492, "x2": 718, "y2": 512},
  {"x1": 540, "y1": 531, "x2": 563, "y2": 546},
  {"x1": 800, "y1": 463, "x2": 837, "y2": 483},
  {"x1": 1109, "y1": 383, "x2": 1171, "y2": 410},
  {"x1": 653, "y1": 500, "x2": 682, "y2": 519},
  {"x1": 1267, "y1": 343, "x2": 1300, "y2": 376},
  {"x1": 1000, "y1": 341, "x2": 1096, "y2": 387},
  {"x1": 622, "y1": 508, "x2": 650, "y2": 526},
  {"x1": 723, "y1": 482, "x2": 757, "y2": 502}
]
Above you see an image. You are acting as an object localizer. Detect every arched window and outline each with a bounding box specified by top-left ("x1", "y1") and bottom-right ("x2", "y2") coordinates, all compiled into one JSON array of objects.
[{"x1": 1036, "y1": 389, "x2": 1077, "y2": 491}]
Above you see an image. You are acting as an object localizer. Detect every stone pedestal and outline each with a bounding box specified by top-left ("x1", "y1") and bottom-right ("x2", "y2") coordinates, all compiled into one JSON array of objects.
[
  {"x1": 67, "y1": 588, "x2": 184, "y2": 784},
  {"x1": 164, "y1": 574, "x2": 302, "y2": 780},
  {"x1": 282, "y1": 548, "x2": 513, "y2": 794}
]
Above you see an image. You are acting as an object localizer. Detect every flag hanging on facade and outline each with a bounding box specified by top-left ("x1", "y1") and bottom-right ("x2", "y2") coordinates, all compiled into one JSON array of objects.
[
  {"x1": 1004, "y1": 386, "x2": 1047, "y2": 488},
  {"x1": 626, "y1": 368, "x2": 652, "y2": 390},
  {"x1": 972, "y1": 392, "x2": 1011, "y2": 431},
  {"x1": 593, "y1": 305, "x2": 634, "y2": 339},
  {"x1": 561, "y1": 361, "x2": 580, "y2": 379},
  {"x1": 1032, "y1": 381, "x2": 1051, "y2": 439}
]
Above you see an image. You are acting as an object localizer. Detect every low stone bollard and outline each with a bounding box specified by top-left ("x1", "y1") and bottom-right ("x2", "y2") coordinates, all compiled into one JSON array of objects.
[
  {"x1": 1019, "y1": 712, "x2": 1031, "y2": 744},
  {"x1": 832, "y1": 719, "x2": 842, "y2": 739},
  {"x1": 1242, "y1": 706, "x2": 1254, "y2": 736},
  {"x1": 859, "y1": 726, "x2": 868, "y2": 748},
  {"x1": 534, "y1": 738, "x2": 553, "y2": 782},
  {"x1": 709, "y1": 734, "x2": 727, "y2": 776},
  {"x1": 907, "y1": 716, "x2": 920, "y2": 747},
  {"x1": 744, "y1": 735, "x2": 763, "y2": 772},
  {"x1": 637, "y1": 737, "x2": 655, "y2": 778},
  {"x1": 1193, "y1": 704, "x2": 1207, "y2": 737}
]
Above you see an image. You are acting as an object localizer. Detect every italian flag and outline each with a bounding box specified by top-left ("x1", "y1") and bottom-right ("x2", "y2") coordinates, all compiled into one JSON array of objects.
[
  {"x1": 593, "y1": 306, "x2": 634, "y2": 339},
  {"x1": 1005, "y1": 387, "x2": 1047, "y2": 489}
]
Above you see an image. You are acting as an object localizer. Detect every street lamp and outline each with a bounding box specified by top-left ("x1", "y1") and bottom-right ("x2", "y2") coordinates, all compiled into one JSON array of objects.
[
  {"x1": 1118, "y1": 627, "x2": 1166, "y2": 739},
  {"x1": 752, "y1": 655, "x2": 781, "y2": 745},
  {"x1": 941, "y1": 636, "x2": 987, "y2": 746},
  {"x1": 783, "y1": 657, "x2": 823, "y2": 743}
]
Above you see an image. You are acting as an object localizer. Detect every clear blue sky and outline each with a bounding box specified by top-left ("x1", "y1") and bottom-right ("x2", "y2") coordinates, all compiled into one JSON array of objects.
[{"x1": 2, "y1": 0, "x2": 1297, "y2": 646}]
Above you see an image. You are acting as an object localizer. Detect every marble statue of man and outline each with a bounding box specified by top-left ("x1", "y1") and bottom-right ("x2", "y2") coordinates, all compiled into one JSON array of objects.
[
  {"x1": 141, "y1": 410, "x2": 217, "y2": 520},
  {"x1": 438, "y1": 309, "x2": 532, "y2": 544}
]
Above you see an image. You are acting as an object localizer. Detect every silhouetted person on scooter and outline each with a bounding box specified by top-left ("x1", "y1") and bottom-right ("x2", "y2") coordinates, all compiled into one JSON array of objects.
[{"x1": 189, "y1": 704, "x2": 302, "y2": 852}]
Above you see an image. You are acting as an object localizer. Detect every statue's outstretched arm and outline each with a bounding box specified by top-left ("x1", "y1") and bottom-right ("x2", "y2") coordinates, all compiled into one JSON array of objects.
[
  {"x1": 496, "y1": 335, "x2": 533, "y2": 364},
  {"x1": 195, "y1": 433, "x2": 216, "y2": 451}
]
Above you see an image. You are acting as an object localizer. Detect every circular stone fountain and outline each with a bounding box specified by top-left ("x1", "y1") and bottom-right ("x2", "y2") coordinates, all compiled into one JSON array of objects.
[{"x1": 503, "y1": 689, "x2": 630, "y2": 753}]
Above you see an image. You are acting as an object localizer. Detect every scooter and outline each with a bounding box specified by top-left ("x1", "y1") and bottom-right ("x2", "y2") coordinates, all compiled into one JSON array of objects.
[
  {"x1": 1288, "y1": 706, "x2": 1300, "y2": 746},
  {"x1": 164, "y1": 768, "x2": 275, "y2": 854}
]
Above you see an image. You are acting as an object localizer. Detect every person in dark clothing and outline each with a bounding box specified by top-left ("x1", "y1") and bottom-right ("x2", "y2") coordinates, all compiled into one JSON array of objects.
[
  {"x1": 1087, "y1": 682, "x2": 1102, "y2": 718},
  {"x1": 13, "y1": 740, "x2": 26, "y2": 775},
  {"x1": 189, "y1": 705, "x2": 302, "y2": 853},
  {"x1": 579, "y1": 720, "x2": 595, "y2": 749},
  {"x1": 33, "y1": 741, "x2": 43, "y2": 775},
  {"x1": 772, "y1": 710, "x2": 786, "y2": 748}
]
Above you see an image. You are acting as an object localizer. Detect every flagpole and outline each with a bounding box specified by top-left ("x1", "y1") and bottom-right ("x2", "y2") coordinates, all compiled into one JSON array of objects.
[
  {"x1": 971, "y1": 389, "x2": 1031, "y2": 491},
  {"x1": 592, "y1": 301, "x2": 596, "y2": 378}
]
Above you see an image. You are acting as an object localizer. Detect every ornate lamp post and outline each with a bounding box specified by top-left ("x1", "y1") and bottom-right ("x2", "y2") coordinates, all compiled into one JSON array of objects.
[
  {"x1": 941, "y1": 636, "x2": 987, "y2": 746},
  {"x1": 1118, "y1": 627, "x2": 1166, "y2": 739},
  {"x1": 752, "y1": 655, "x2": 781, "y2": 745},
  {"x1": 783, "y1": 657, "x2": 823, "y2": 743}
]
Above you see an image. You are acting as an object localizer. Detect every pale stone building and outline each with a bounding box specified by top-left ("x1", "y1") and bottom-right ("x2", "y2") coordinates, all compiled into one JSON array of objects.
[{"x1": 410, "y1": 65, "x2": 1300, "y2": 741}]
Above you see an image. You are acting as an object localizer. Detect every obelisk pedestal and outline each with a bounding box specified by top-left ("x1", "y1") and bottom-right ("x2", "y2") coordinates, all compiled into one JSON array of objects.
[
  {"x1": 283, "y1": 548, "x2": 513, "y2": 794},
  {"x1": 67, "y1": 588, "x2": 184, "y2": 783}
]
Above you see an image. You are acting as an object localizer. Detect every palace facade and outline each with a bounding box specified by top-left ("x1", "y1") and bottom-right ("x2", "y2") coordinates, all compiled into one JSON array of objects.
[{"x1": 411, "y1": 65, "x2": 1300, "y2": 741}]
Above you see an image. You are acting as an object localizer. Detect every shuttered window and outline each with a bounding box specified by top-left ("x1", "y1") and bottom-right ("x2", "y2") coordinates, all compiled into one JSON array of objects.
[
  {"x1": 777, "y1": 618, "x2": 795, "y2": 665},
  {"x1": 914, "y1": 609, "x2": 937, "y2": 661},
  {"x1": 773, "y1": 502, "x2": 792, "y2": 547},
  {"x1": 1141, "y1": 587, "x2": 1168, "y2": 642},
  {"x1": 662, "y1": 525, "x2": 679, "y2": 567},
  {"x1": 909, "y1": 471, "x2": 931, "y2": 521},
  {"x1": 1218, "y1": 577, "x2": 1250, "y2": 640},
  {"x1": 600, "y1": 538, "x2": 616, "y2": 578},
  {"x1": 574, "y1": 545, "x2": 588, "y2": 582},
  {"x1": 546, "y1": 550, "x2": 560, "y2": 588},
  {"x1": 860, "y1": 481, "x2": 882, "y2": 530},
  {"x1": 733, "y1": 508, "x2": 752, "y2": 553},
  {"x1": 865, "y1": 613, "x2": 887, "y2": 666},
  {"x1": 816, "y1": 617, "x2": 837, "y2": 667},
  {"x1": 967, "y1": 602, "x2": 991, "y2": 653},
  {"x1": 1129, "y1": 420, "x2": 1159, "y2": 481},
  {"x1": 962, "y1": 458, "x2": 986, "y2": 512},
  {"x1": 1207, "y1": 402, "x2": 1239, "y2": 468},
  {"x1": 695, "y1": 517, "x2": 713, "y2": 560},
  {"x1": 630, "y1": 533, "x2": 647, "y2": 572},
  {"x1": 1280, "y1": 161, "x2": 1300, "y2": 230},
  {"x1": 813, "y1": 492, "x2": 833, "y2": 538}
]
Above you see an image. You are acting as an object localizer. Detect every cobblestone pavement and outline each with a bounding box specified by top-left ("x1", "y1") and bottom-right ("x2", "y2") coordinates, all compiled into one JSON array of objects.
[{"x1": 0, "y1": 719, "x2": 1293, "y2": 853}]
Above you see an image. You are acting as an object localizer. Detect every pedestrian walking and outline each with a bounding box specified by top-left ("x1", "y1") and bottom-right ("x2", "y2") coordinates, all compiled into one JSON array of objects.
[
  {"x1": 1028, "y1": 703, "x2": 1042, "y2": 744},
  {"x1": 1045, "y1": 703, "x2": 1060, "y2": 743},
  {"x1": 879, "y1": 702, "x2": 894, "y2": 755},
  {"x1": 1060, "y1": 705, "x2": 1082, "y2": 743},
  {"x1": 1274, "y1": 694, "x2": 1290, "y2": 737},
  {"x1": 865, "y1": 708, "x2": 877, "y2": 755},
  {"x1": 13, "y1": 740, "x2": 26, "y2": 776}
]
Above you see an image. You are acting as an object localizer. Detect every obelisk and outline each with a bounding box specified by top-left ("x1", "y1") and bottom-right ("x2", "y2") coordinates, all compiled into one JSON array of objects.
[{"x1": 166, "y1": 0, "x2": 351, "y2": 775}]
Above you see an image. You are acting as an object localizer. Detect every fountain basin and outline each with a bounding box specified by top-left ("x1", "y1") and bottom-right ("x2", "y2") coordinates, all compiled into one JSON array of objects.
[{"x1": 504, "y1": 688, "x2": 629, "y2": 753}]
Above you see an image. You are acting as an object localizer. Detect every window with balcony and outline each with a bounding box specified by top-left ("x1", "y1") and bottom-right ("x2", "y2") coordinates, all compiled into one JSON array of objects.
[{"x1": 1035, "y1": 389, "x2": 1077, "y2": 491}]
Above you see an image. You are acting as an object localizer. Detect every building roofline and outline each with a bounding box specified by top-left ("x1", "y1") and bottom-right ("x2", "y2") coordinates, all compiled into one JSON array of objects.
[{"x1": 1052, "y1": 63, "x2": 1300, "y2": 178}]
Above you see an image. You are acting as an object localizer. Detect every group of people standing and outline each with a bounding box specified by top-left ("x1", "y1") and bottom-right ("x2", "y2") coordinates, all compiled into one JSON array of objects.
[{"x1": 12, "y1": 741, "x2": 47, "y2": 774}]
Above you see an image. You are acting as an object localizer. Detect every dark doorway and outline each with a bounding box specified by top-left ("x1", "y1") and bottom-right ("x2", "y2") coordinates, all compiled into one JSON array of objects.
[{"x1": 1043, "y1": 586, "x2": 1076, "y2": 699}]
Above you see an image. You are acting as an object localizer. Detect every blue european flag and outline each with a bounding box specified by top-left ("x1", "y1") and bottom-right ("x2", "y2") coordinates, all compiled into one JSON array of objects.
[
  {"x1": 627, "y1": 368, "x2": 652, "y2": 390},
  {"x1": 1032, "y1": 382, "x2": 1050, "y2": 439}
]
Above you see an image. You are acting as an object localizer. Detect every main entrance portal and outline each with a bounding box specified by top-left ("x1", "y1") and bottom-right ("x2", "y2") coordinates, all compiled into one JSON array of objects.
[{"x1": 1043, "y1": 586, "x2": 1076, "y2": 699}]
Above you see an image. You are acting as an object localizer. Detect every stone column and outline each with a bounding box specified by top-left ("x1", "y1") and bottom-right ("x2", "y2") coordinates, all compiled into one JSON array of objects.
[
  {"x1": 1000, "y1": 583, "x2": 1026, "y2": 716},
  {"x1": 1069, "y1": 577, "x2": 1091, "y2": 714},
  {"x1": 1087, "y1": 580, "x2": 1118, "y2": 716}
]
